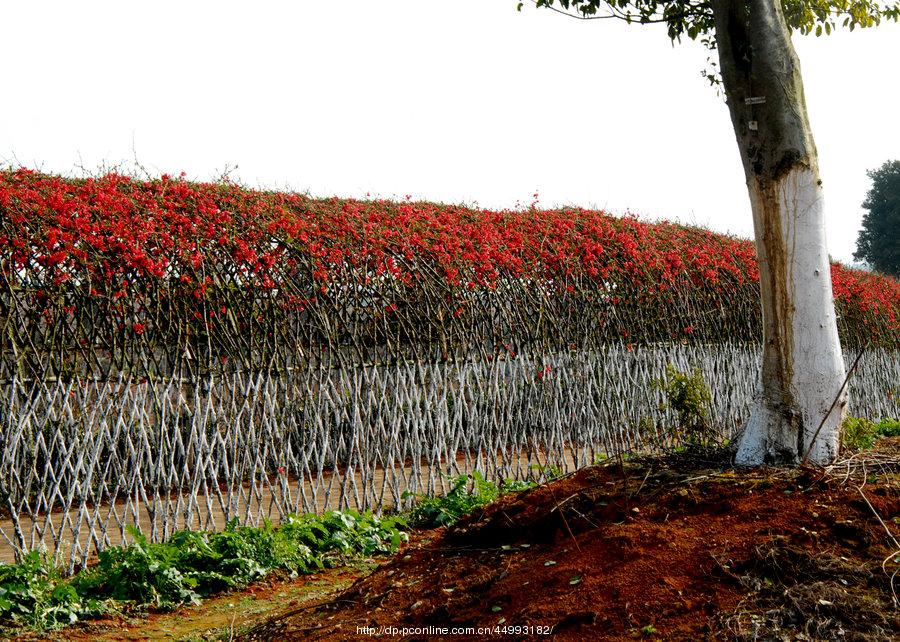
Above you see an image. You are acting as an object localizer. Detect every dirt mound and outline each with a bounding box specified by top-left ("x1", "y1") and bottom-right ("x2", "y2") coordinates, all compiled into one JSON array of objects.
[{"x1": 243, "y1": 448, "x2": 900, "y2": 641}]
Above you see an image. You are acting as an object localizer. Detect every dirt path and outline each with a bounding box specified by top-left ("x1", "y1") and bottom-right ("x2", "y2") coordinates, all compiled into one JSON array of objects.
[{"x1": 13, "y1": 562, "x2": 374, "y2": 642}]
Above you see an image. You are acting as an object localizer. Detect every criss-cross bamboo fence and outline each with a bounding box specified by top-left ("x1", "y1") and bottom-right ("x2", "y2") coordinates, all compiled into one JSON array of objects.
[{"x1": 1, "y1": 170, "x2": 898, "y2": 569}]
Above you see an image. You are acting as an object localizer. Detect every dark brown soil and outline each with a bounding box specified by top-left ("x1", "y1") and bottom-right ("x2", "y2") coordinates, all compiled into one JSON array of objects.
[{"x1": 241, "y1": 444, "x2": 900, "y2": 641}]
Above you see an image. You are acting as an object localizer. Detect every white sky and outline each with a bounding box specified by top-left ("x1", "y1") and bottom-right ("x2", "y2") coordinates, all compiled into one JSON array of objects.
[{"x1": 1, "y1": 1, "x2": 897, "y2": 263}]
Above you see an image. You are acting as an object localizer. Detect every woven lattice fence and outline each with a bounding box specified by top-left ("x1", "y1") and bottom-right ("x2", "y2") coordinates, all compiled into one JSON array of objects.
[{"x1": 1, "y1": 170, "x2": 898, "y2": 569}]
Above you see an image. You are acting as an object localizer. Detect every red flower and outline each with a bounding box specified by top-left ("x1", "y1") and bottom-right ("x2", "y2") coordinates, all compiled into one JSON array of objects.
[{"x1": 0, "y1": 167, "x2": 895, "y2": 349}]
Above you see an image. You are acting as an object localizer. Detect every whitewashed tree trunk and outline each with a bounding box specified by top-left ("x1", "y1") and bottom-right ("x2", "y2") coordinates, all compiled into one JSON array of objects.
[{"x1": 713, "y1": 0, "x2": 848, "y2": 464}]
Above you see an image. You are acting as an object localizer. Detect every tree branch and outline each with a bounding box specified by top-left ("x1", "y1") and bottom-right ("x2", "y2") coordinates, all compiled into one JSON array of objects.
[
  {"x1": 529, "y1": 0, "x2": 712, "y2": 26},
  {"x1": 528, "y1": 0, "x2": 619, "y2": 19}
]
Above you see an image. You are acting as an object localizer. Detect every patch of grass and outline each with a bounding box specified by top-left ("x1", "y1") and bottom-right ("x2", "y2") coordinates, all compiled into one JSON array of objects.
[
  {"x1": 843, "y1": 417, "x2": 878, "y2": 450},
  {"x1": 0, "y1": 510, "x2": 407, "y2": 633}
]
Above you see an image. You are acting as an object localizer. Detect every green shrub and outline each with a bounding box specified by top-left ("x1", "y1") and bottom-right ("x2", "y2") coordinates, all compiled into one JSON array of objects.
[
  {"x1": 656, "y1": 364, "x2": 714, "y2": 445},
  {"x1": 842, "y1": 417, "x2": 877, "y2": 450},
  {"x1": 842, "y1": 417, "x2": 900, "y2": 450},
  {"x1": 72, "y1": 526, "x2": 203, "y2": 610},
  {"x1": 315, "y1": 511, "x2": 408, "y2": 557},
  {"x1": 875, "y1": 418, "x2": 900, "y2": 438}
]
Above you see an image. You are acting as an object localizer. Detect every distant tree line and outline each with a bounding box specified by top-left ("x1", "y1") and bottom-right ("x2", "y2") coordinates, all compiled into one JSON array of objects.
[{"x1": 856, "y1": 159, "x2": 900, "y2": 278}]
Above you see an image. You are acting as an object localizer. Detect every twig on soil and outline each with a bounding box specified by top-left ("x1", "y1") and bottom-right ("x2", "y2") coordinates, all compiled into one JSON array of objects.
[
  {"x1": 710, "y1": 552, "x2": 741, "y2": 581},
  {"x1": 821, "y1": 450, "x2": 900, "y2": 486},
  {"x1": 550, "y1": 493, "x2": 580, "y2": 513},
  {"x1": 854, "y1": 487, "x2": 897, "y2": 548},
  {"x1": 856, "y1": 486, "x2": 900, "y2": 549},
  {"x1": 547, "y1": 486, "x2": 583, "y2": 556},
  {"x1": 631, "y1": 467, "x2": 653, "y2": 498},
  {"x1": 566, "y1": 505, "x2": 601, "y2": 530},
  {"x1": 558, "y1": 509, "x2": 582, "y2": 556},
  {"x1": 882, "y1": 549, "x2": 900, "y2": 608}
]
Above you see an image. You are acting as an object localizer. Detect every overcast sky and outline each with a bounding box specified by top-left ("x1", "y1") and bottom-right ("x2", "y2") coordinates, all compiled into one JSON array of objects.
[{"x1": 1, "y1": 1, "x2": 897, "y2": 263}]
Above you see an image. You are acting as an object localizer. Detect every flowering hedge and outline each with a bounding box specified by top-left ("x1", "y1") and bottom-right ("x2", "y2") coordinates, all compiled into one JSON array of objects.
[{"x1": 0, "y1": 168, "x2": 897, "y2": 379}]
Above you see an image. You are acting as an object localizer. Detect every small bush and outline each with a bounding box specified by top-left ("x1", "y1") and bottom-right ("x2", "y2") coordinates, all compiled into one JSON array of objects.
[
  {"x1": 875, "y1": 418, "x2": 900, "y2": 438},
  {"x1": 656, "y1": 364, "x2": 714, "y2": 445},
  {"x1": 404, "y1": 472, "x2": 536, "y2": 528},
  {"x1": 842, "y1": 417, "x2": 878, "y2": 450},
  {"x1": 842, "y1": 417, "x2": 900, "y2": 451}
]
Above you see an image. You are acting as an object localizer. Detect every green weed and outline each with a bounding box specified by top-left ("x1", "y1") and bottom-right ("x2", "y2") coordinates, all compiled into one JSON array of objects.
[
  {"x1": 841, "y1": 417, "x2": 900, "y2": 451},
  {"x1": 874, "y1": 417, "x2": 900, "y2": 437},
  {"x1": 0, "y1": 510, "x2": 407, "y2": 632},
  {"x1": 0, "y1": 551, "x2": 101, "y2": 629},
  {"x1": 404, "y1": 471, "x2": 537, "y2": 528}
]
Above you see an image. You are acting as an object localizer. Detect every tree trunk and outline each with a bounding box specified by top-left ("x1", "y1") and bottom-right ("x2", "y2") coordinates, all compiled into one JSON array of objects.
[{"x1": 712, "y1": 0, "x2": 847, "y2": 465}]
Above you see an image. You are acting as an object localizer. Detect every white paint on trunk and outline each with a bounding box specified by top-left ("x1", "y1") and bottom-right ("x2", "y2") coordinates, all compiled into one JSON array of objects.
[{"x1": 736, "y1": 167, "x2": 847, "y2": 465}]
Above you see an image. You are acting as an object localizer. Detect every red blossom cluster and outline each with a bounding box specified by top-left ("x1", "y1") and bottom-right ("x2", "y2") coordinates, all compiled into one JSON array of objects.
[
  {"x1": 0, "y1": 168, "x2": 897, "y2": 349},
  {"x1": 0, "y1": 169, "x2": 760, "y2": 291},
  {"x1": 830, "y1": 263, "x2": 900, "y2": 329}
]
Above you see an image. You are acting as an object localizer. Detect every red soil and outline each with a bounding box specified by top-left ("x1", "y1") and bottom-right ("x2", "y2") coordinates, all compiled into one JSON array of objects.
[{"x1": 243, "y1": 449, "x2": 900, "y2": 641}]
